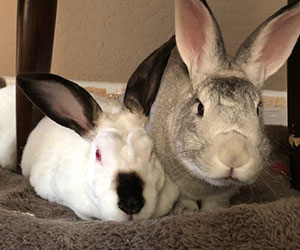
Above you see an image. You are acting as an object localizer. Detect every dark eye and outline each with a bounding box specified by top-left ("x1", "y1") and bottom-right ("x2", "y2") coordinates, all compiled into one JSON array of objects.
[
  {"x1": 197, "y1": 99, "x2": 204, "y2": 117},
  {"x1": 257, "y1": 101, "x2": 262, "y2": 116},
  {"x1": 96, "y1": 149, "x2": 102, "y2": 162}
]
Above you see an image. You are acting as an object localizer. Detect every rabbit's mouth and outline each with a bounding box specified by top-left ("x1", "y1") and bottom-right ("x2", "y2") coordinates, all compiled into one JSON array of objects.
[
  {"x1": 218, "y1": 166, "x2": 248, "y2": 184},
  {"x1": 206, "y1": 166, "x2": 261, "y2": 186}
]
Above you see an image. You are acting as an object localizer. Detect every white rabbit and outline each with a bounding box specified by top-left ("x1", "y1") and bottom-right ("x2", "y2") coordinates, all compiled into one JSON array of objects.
[
  {"x1": 0, "y1": 84, "x2": 16, "y2": 170},
  {"x1": 124, "y1": 0, "x2": 300, "y2": 214},
  {"x1": 17, "y1": 73, "x2": 179, "y2": 221}
]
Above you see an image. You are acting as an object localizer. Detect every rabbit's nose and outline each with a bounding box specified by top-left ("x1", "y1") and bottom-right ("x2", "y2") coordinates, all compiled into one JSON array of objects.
[
  {"x1": 216, "y1": 131, "x2": 250, "y2": 168},
  {"x1": 118, "y1": 197, "x2": 145, "y2": 215},
  {"x1": 117, "y1": 172, "x2": 145, "y2": 215}
]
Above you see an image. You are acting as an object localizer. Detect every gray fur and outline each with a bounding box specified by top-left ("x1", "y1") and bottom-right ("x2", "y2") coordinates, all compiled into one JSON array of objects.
[
  {"x1": 235, "y1": 1, "x2": 300, "y2": 64},
  {"x1": 125, "y1": 0, "x2": 300, "y2": 214},
  {"x1": 148, "y1": 48, "x2": 270, "y2": 208}
]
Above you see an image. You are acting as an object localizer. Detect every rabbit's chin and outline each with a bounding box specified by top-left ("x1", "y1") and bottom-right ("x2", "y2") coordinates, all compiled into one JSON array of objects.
[
  {"x1": 203, "y1": 176, "x2": 249, "y2": 187},
  {"x1": 184, "y1": 160, "x2": 260, "y2": 187},
  {"x1": 103, "y1": 214, "x2": 142, "y2": 222},
  {"x1": 180, "y1": 156, "x2": 263, "y2": 186},
  {"x1": 201, "y1": 170, "x2": 259, "y2": 187}
]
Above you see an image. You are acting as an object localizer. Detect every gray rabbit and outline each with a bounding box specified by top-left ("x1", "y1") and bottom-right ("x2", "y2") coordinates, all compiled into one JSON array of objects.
[{"x1": 124, "y1": 0, "x2": 300, "y2": 214}]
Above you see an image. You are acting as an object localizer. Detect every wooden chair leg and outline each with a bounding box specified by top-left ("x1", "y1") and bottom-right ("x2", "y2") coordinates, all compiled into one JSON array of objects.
[
  {"x1": 287, "y1": 37, "x2": 300, "y2": 191},
  {"x1": 16, "y1": 0, "x2": 57, "y2": 171},
  {"x1": 288, "y1": 1, "x2": 300, "y2": 190}
]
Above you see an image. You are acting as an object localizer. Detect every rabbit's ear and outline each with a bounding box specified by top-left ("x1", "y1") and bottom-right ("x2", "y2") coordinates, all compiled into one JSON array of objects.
[
  {"x1": 17, "y1": 73, "x2": 102, "y2": 139},
  {"x1": 124, "y1": 36, "x2": 176, "y2": 116},
  {"x1": 234, "y1": 1, "x2": 300, "y2": 88},
  {"x1": 175, "y1": 0, "x2": 226, "y2": 81},
  {"x1": 0, "y1": 77, "x2": 6, "y2": 88}
]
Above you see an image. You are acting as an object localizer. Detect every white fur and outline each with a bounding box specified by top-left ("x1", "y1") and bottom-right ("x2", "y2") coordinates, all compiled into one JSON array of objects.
[
  {"x1": 0, "y1": 85, "x2": 16, "y2": 170},
  {"x1": 21, "y1": 96, "x2": 179, "y2": 221}
]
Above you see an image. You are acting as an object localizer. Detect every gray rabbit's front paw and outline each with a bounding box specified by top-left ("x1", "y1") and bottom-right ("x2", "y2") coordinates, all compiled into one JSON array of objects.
[
  {"x1": 172, "y1": 197, "x2": 200, "y2": 215},
  {"x1": 200, "y1": 196, "x2": 230, "y2": 212}
]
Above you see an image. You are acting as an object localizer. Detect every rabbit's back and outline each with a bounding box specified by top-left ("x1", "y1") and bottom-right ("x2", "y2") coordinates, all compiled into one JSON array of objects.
[
  {"x1": 21, "y1": 117, "x2": 95, "y2": 215},
  {"x1": 0, "y1": 85, "x2": 16, "y2": 170}
]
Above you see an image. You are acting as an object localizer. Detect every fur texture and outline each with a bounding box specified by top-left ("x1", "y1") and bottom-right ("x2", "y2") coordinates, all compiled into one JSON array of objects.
[
  {"x1": 0, "y1": 74, "x2": 179, "y2": 222},
  {"x1": 124, "y1": 0, "x2": 300, "y2": 214},
  {"x1": 21, "y1": 108, "x2": 178, "y2": 221},
  {"x1": 0, "y1": 85, "x2": 16, "y2": 170}
]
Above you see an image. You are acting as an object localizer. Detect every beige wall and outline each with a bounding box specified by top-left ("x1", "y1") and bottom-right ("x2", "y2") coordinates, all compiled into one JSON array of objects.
[
  {"x1": 0, "y1": 1, "x2": 16, "y2": 77},
  {"x1": 0, "y1": 0, "x2": 287, "y2": 90}
]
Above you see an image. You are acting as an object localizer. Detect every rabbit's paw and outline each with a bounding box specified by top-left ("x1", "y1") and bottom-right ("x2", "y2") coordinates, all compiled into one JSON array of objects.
[
  {"x1": 200, "y1": 197, "x2": 229, "y2": 212},
  {"x1": 172, "y1": 197, "x2": 200, "y2": 215}
]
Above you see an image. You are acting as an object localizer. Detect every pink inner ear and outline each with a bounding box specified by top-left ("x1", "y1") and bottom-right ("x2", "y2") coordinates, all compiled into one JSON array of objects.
[
  {"x1": 259, "y1": 11, "x2": 300, "y2": 74},
  {"x1": 175, "y1": 0, "x2": 209, "y2": 70},
  {"x1": 45, "y1": 84, "x2": 89, "y2": 131}
]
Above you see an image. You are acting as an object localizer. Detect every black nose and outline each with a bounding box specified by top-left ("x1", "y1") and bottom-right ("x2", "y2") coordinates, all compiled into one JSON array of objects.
[
  {"x1": 118, "y1": 197, "x2": 145, "y2": 215},
  {"x1": 117, "y1": 172, "x2": 145, "y2": 215}
]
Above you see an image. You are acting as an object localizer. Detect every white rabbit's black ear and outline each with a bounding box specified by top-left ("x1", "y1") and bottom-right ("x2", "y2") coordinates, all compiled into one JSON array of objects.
[
  {"x1": 124, "y1": 36, "x2": 176, "y2": 116},
  {"x1": 234, "y1": 1, "x2": 300, "y2": 88},
  {"x1": 0, "y1": 77, "x2": 6, "y2": 88},
  {"x1": 175, "y1": 0, "x2": 227, "y2": 81},
  {"x1": 17, "y1": 73, "x2": 102, "y2": 139}
]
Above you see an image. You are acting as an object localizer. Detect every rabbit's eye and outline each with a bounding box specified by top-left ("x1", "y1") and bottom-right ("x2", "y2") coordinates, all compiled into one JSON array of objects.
[
  {"x1": 96, "y1": 149, "x2": 102, "y2": 162},
  {"x1": 257, "y1": 101, "x2": 263, "y2": 116},
  {"x1": 197, "y1": 99, "x2": 204, "y2": 117}
]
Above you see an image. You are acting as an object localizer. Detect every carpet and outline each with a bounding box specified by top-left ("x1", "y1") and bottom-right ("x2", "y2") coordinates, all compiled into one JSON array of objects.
[{"x1": 0, "y1": 125, "x2": 299, "y2": 249}]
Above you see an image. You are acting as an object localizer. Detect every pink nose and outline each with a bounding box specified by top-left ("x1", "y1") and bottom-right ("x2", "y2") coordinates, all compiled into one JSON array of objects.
[
  {"x1": 217, "y1": 132, "x2": 250, "y2": 168},
  {"x1": 219, "y1": 153, "x2": 249, "y2": 169}
]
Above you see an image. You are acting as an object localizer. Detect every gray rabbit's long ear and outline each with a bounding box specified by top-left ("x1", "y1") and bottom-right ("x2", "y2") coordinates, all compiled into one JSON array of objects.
[
  {"x1": 124, "y1": 36, "x2": 176, "y2": 116},
  {"x1": 175, "y1": 0, "x2": 227, "y2": 82},
  {"x1": 17, "y1": 73, "x2": 102, "y2": 140},
  {"x1": 234, "y1": 1, "x2": 300, "y2": 88}
]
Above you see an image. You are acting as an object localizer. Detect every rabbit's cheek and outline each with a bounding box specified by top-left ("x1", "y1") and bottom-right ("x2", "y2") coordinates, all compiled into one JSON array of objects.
[
  {"x1": 230, "y1": 138, "x2": 270, "y2": 183},
  {"x1": 145, "y1": 159, "x2": 165, "y2": 192},
  {"x1": 96, "y1": 190, "x2": 129, "y2": 221},
  {"x1": 231, "y1": 161, "x2": 262, "y2": 184},
  {"x1": 85, "y1": 164, "x2": 116, "y2": 200},
  {"x1": 86, "y1": 172, "x2": 131, "y2": 221},
  {"x1": 138, "y1": 182, "x2": 159, "y2": 219}
]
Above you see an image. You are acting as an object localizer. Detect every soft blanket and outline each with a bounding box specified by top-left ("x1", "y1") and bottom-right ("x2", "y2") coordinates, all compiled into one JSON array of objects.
[{"x1": 0, "y1": 125, "x2": 299, "y2": 249}]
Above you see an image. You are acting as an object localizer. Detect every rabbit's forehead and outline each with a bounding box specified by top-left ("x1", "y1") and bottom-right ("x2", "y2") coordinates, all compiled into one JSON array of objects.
[
  {"x1": 97, "y1": 111, "x2": 146, "y2": 132},
  {"x1": 95, "y1": 128, "x2": 153, "y2": 163},
  {"x1": 200, "y1": 76, "x2": 259, "y2": 103}
]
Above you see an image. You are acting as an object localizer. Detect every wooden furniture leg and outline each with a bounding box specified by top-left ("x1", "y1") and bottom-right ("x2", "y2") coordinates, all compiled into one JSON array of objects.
[
  {"x1": 16, "y1": 0, "x2": 57, "y2": 171},
  {"x1": 288, "y1": 1, "x2": 300, "y2": 190}
]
